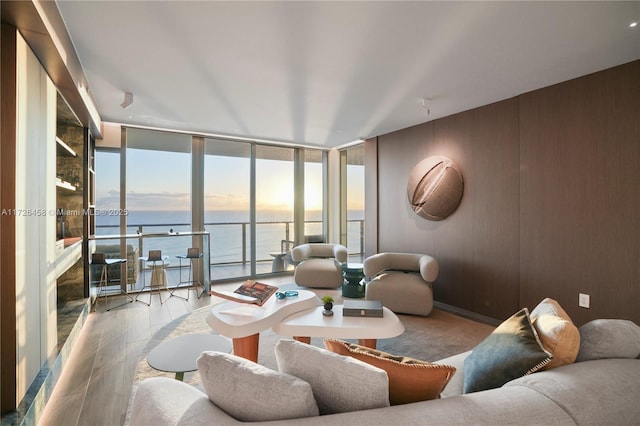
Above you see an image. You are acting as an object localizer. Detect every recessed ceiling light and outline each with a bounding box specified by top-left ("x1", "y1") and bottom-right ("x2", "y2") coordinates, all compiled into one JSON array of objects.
[{"x1": 630, "y1": 22, "x2": 638, "y2": 28}]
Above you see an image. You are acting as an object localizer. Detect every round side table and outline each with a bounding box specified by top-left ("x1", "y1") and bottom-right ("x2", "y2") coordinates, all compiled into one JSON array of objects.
[
  {"x1": 342, "y1": 262, "x2": 365, "y2": 298},
  {"x1": 147, "y1": 333, "x2": 232, "y2": 380}
]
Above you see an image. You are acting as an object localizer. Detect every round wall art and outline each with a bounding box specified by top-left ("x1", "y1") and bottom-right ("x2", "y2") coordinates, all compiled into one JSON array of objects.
[{"x1": 406, "y1": 156, "x2": 464, "y2": 221}]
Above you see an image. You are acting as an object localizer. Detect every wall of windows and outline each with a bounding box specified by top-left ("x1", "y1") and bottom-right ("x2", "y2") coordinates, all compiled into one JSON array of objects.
[{"x1": 96, "y1": 126, "x2": 331, "y2": 282}]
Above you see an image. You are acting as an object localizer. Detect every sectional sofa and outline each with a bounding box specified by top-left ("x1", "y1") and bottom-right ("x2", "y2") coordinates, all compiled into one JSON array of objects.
[{"x1": 130, "y1": 301, "x2": 640, "y2": 426}]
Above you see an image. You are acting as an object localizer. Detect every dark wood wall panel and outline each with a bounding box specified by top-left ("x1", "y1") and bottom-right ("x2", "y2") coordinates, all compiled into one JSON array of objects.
[
  {"x1": 519, "y1": 61, "x2": 640, "y2": 325},
  {"x1": 1, "y1": 23, "x2": 18, "y2": 413},
  {"x1": 372, "y1": 60, "x2": 639, "y2": 324},
  {"x1": 377, "y1": 98, "x2": 520, "y2": 320}
]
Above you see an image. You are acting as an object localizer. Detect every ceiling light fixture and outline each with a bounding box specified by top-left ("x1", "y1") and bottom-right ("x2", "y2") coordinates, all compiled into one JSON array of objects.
[
  {"x1": 422, "y1": 98, "x2": 431, "y2": 115},
  {"x1": 120, "y1": 92, "x2": 133, "y2": 109},
  {"x1": 630, "y1": 22, "x2": 638, "y2": 28}
]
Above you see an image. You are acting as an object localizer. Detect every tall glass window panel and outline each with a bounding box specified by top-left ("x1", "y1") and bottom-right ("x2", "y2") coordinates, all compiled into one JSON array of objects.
[
  {"x1": 256, "y1": 145, "x2": 294, "y2": 275},
  {"x1": 345, "y1": 145, "x2": 365, "y2": 261},
  {"x1": 304, "y1": 149, "x2": 325, "y2": 245},
  {"x1": 94, "y1": 149, "x2": 120, "y2": 236},
  {"x1": 204, "y1": 139, "x2": 251, "y2": 280},
  {"x1": 125, "y1": 128, "x2": 192, "y2": 271}
]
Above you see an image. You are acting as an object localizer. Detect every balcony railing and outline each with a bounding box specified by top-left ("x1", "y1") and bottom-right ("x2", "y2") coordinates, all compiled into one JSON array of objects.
[{"x1": 95, "y1": 219, "x2": 364, "y2": 269}]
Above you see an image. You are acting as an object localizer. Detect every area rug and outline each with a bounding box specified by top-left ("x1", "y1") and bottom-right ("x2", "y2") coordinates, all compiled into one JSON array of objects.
[{"x1": 126, "y1": 296, "x2": 494, "y2": 422}]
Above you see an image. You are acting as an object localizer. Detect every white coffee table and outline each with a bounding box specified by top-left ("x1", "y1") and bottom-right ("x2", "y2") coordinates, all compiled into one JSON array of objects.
[
  {"x1": 147, "y1": 333, "x2": 232, "y2": 380},
  {"x1": 206, "y1": 290, "x2": 319, "y2": 362},
  {"x1": 272, "y1": 304, "x2": 405, "y2": 348}
]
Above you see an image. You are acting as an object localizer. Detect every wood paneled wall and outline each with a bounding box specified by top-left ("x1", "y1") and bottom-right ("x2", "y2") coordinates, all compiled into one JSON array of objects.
[{"x1": 371, "y1": 60, "x2": 639, "y2": 324}]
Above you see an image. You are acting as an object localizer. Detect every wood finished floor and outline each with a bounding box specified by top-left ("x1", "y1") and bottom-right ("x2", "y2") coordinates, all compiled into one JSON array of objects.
[{"x1": 39, "y1": 276, "x2": 292, "y2": 426}]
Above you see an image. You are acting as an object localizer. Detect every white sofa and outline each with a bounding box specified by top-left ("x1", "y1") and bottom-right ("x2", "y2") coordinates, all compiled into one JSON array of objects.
[{"x1": 130, "y1": 317, "x2": 640, "y2": 426}]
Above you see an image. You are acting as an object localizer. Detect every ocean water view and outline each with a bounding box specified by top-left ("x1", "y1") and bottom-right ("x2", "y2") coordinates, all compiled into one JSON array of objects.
[{"x1": 96, "y1": 210, "x2": 364, "y2": 267}]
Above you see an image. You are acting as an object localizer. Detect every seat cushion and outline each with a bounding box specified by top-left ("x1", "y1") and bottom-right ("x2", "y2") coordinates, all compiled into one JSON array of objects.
[
  {"x1": 365, "y1": 271, "x2": 433, "y2": 316},
  {"x1": 294, "y1": 258, "x2": 343, "y2": 288}
]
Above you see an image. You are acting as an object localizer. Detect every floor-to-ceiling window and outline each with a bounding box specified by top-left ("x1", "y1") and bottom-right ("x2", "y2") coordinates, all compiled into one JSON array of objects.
[
  {"x1": 97, "y1": 127, "x2": 327, "y2": 284},
  {"x1": 304, "y1": 148, "x2": 325, "y2": 241},
  {"x1": 204, "y1": 138, "x2": 252, "y2": 280},
  {"x1": 341, "y1": 145, "x2": 365, "y2": 261},
  {"x1": 255, "y1": 145, "x2": 295, "y2": 275},
  {"x1": 94, "y1": 149, "x2": 120, "y2": 236}
]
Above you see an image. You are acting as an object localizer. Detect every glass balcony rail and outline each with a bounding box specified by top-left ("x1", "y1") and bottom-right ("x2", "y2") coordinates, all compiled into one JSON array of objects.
[{"x1": 95, "y1": 219, "x2": 365, "y2": 269}]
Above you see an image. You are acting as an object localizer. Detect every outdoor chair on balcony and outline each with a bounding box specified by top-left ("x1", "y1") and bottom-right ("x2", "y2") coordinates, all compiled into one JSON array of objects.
[{"x1": 291, "y1": 243, "x2": 348, "y2": 288}]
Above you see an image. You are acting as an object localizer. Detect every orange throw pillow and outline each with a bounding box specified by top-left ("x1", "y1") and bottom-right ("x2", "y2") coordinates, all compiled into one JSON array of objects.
[{"x1": 324, "y1": 339, "x2": 455, "y2": 405}]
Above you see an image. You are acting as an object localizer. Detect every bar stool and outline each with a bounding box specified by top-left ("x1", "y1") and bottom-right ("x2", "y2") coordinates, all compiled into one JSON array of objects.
[
  {"x1": 136, "y1": 249, "x2": 170, "y2": 305},
  {"x1": 92, "y1": 252, "x2": 134, "y2": 311},
  {"x1": 171, "y1": 247, "x2": 205, "y2": 300}
]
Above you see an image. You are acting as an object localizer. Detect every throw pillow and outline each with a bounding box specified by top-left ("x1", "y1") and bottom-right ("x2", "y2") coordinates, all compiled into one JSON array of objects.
[
  {"x1": 576, "y1": 319, "x2": 640, "y2": 362},
  {"x1": 463, "y1": 308, "x2": 552, "y2": 393},
  {"x1": 530, "y1": 298, "x2": 580, "y2": 369},
  {"x1": 196, "y1": 351, "x2": 319, "y2": 422},
  {"x1": 274, "y1": 339, "x2": 390, "y2": 415},
  {"x1": 324, "y1": 339, "x2": 456, "y2": 405}
]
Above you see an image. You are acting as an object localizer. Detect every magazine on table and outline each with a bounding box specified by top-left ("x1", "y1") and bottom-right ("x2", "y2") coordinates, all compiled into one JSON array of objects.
[{"x1": 211, "y1": 280, "x2": 278, "y2": 306}]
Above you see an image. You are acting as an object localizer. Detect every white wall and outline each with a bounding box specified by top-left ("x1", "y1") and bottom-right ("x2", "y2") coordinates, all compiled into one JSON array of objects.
[{"x1": 15, "y1": 33, "x2": 57, "y2": 405}]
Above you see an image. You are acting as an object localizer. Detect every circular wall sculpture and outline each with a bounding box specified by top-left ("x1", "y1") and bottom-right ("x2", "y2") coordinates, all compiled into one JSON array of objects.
[{"x1": 406, "y1": 156, "x2": 464, "y2": 221}]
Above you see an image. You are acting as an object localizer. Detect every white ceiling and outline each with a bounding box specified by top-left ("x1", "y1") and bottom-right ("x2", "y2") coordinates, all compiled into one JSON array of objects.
[{"x1": 56, "y1": 1, "x2": 639, "y2": 148}]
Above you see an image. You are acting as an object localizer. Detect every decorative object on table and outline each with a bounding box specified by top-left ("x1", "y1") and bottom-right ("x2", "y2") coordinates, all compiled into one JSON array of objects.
[
  {"x1": 275, "y1": 290, "x2": 299, "y2": 300},
  {"x1": 342, "y1": 262, "x2": 366, "y2": 298},
  {"x1": 407, "y1": 155, "x2": 463, "y2": 221},
  {"x1": 343, "y1": 300, "x2": 384, "y2": 318},
  {"x1": 211, "y1": 280, "x2": 278, "y2": 306},
  {"x1": 322, "y1": 296, "x2": 334, "y2": 316}
]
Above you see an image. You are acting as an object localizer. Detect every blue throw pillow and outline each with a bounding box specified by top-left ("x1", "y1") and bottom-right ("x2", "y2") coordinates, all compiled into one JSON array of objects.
[{"x1": 463, "y1": 308, "x2": 552, "y2": 393}]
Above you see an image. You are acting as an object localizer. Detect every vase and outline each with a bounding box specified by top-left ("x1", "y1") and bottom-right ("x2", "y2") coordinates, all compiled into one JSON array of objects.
[{"x1": 323, "y1": 302, "x2": 334, "y2": 316}]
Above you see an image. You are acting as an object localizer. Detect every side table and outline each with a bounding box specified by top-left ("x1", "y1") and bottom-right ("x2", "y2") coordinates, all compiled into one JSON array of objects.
[
  {"x1": 147, "y1": 333, "x2": 232, "y2": 380},
  {"x1": 342, "y1": 262, "x2": 365, "y2": 298}
]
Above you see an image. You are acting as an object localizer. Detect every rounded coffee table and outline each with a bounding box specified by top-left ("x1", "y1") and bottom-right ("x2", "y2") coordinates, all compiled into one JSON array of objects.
[
  {"x1": 206, "y1": 289, "x2": 319, "y2": 362},
  {"x1": 147, "y1": 333, "x2": 232, "y2": 380},
  {"x1": 272, "y1": 304, "x2": 404, "y2": 348}
]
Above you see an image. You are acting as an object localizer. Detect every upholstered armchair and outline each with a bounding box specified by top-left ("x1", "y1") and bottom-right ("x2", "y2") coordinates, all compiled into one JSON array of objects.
[
  {"x1": 291, "y1": 243, "x2": 348, "y2": 288},
  {"x1": 363, "y1": 252, "x2": 439, "y2": 316}
]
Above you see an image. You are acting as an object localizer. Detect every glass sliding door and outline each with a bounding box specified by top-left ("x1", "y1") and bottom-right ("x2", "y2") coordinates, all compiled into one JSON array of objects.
[
  {"x1": 204, "y1": 138, "x2": 251, "y2": 280},
  {"x1": 342, "y1": 145, "x2": 365, "y2": 261},
  {"x1": 94, "y1": 149, "x2": 120, "y2": 236},
  {"x1": 255, "y1": 145, "x2": 294, "y2": 275},
  {"x1": 125, "y1": 128, "x2": 192, "y2": 289},
  {"x1": 304, "y1": 149, "x2": 325, "y2": 244}
]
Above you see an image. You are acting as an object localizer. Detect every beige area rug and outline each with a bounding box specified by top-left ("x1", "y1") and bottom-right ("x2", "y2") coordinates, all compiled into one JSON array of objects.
[{"x1": 127, "y1": 293, "x2": 495, "y2": 422}]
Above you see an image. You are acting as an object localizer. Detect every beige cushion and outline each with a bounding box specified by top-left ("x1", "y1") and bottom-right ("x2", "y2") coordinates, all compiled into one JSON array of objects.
[
  {"x1": 324, "y1": 339, "x2": 456, "y2": 405},
  {"x1": 530, "y1": 298, "x2": 580, "y2": 369},
  {"x1": 196, "y1": 351, "x2": 319, "y2": 422},
  {"x1": 275, "y1": 339, "x2": 389, "y2": 415}
]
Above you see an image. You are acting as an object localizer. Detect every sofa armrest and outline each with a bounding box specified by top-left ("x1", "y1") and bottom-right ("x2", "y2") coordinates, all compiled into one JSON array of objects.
[{"x1": 130, "y1": 377, "x2": 243, "y2": 426}]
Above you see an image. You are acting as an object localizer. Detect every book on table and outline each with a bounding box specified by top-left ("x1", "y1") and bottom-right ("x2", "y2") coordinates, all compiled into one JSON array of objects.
[
  {"x1": 342, "y1": 300, "x2": 384, "y2": 317},
  {"x1": 211, "y1": 280, "x2": 278, "y2": 306}
]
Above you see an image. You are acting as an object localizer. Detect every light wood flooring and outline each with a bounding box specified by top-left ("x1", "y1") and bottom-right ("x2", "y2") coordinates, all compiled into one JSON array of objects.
[{"x1": 38, "y1": 276, "x2": 292, "y2": 426}]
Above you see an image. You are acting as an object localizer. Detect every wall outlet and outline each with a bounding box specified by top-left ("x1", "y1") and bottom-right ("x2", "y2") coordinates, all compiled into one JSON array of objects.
[{"x1": 579, "y1": 293, "x2": 590, "y2": 308}]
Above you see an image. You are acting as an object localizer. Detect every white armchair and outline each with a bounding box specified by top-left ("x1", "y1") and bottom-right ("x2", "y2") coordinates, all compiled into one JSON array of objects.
[
  {"x1": 292, "y1": 243, "x2": 348, "y2": 288},
  {"x1": 363, "y1": 252, "x2": 439, "y2": 316}
]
